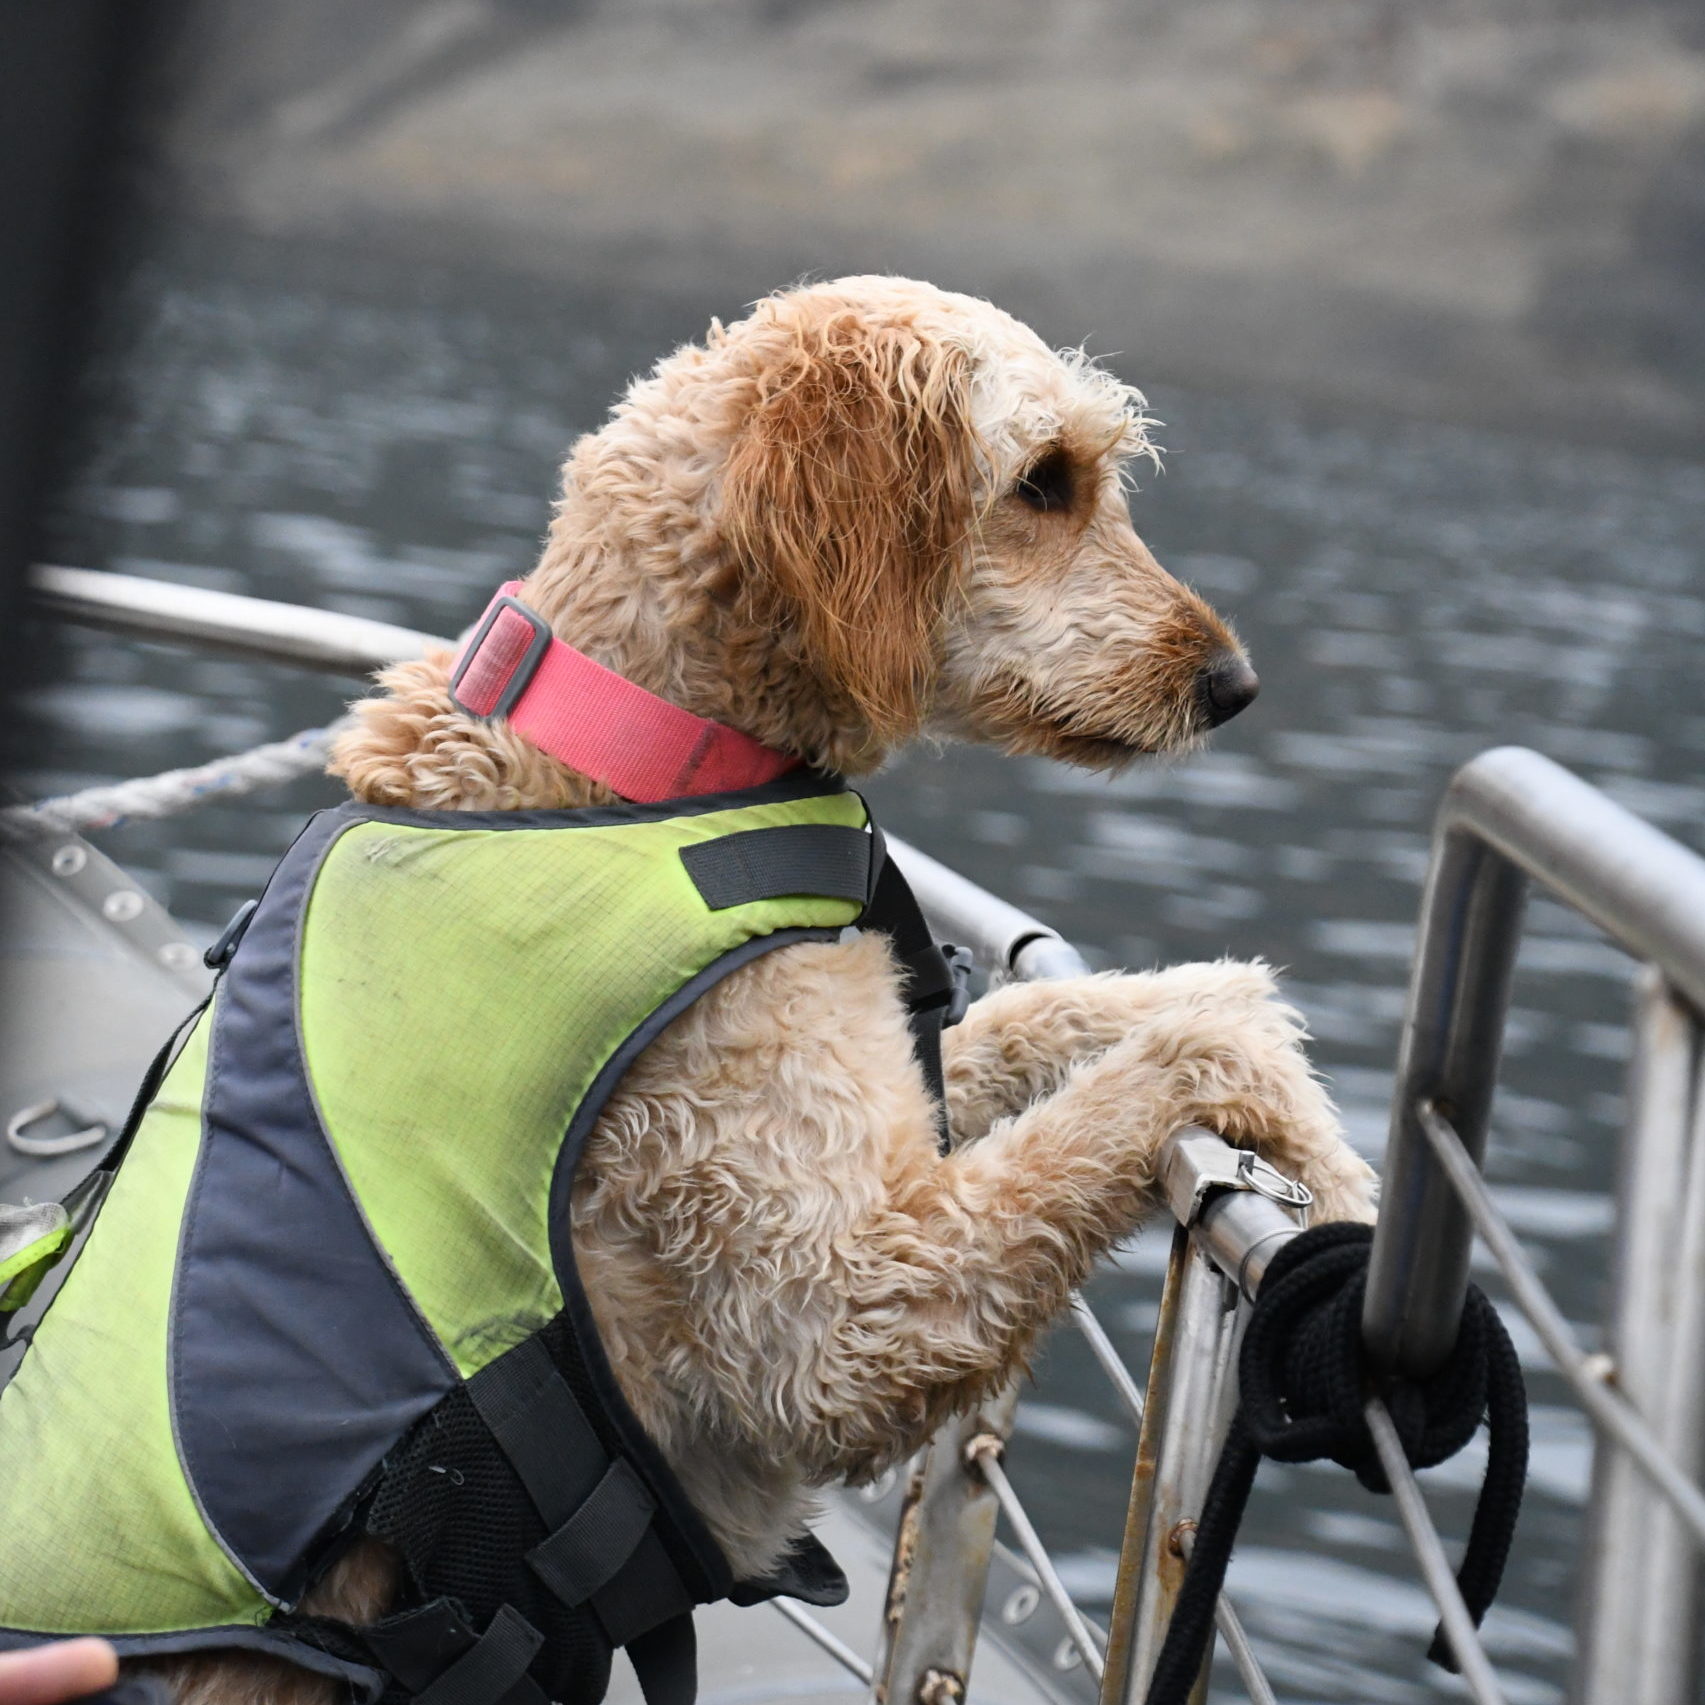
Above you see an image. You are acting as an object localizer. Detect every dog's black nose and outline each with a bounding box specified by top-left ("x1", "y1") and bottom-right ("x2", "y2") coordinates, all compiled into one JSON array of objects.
[{"x1": 1197, "y1": 652, "x2": 1260, "y2": 727}]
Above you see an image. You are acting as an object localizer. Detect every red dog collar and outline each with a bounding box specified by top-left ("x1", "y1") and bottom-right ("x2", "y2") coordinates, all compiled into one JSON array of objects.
[{"x1": 448, "y1": 582, "x2": 799, "y2": 803}]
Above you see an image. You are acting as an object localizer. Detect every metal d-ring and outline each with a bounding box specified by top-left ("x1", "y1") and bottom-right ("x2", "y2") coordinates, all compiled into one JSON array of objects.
[
  {"x1": 1235, "y1": 1148, "x2": 1314, "y2": 1224},
  {"x1": 5, "y1": 1099, "x2": 109, "y2": 1158}
]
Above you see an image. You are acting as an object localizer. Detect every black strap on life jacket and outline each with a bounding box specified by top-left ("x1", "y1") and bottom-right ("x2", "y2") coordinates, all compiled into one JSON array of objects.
[
  {"x1": 861, "y1": 824, "x2": 968, "y2": 1153},
  {"x1": 363, "y1": 1602, "x2": 548, "y2": 1705},
  {"x1": 315, "y1": 1320, "x2": 711, "y2": 1705},
  {"x1": 466, "y1": 1337, "x2": 698, "y2": 1673},
  {"x1": 676, "y1": 815, "x2": 970, "y2": 1152}
]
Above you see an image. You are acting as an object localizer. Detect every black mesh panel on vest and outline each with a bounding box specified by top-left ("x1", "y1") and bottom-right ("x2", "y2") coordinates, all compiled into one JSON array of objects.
[
  {"x1": 360, "y1": 1366, "x2": 613, "y2": 1705},
  {"x1": 281, "y1": 1283, "x2": 727, "y2": 1705}
]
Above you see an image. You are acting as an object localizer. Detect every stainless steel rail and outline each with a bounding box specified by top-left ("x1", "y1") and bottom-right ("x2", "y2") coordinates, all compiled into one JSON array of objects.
[
  {"x1": 1099, "y1": 1138, "x2": 1308, "y2": 1705},
  {"x1": 916, "y1": 740, "x2": 1705, "y2": 1705},
  {"x1": 880, "y1": 835, "x2": 1091, "y2": 982},
  {"x1": 1574, "y1": 974, "x2": 1705, "y2": 1705},
  {"x1": 1356, "y1": 744, "x2": 1705, "y2": 1705},
  {"x1": 32, "y1": 564, "x2": 438, "y2": 676},
  {"x1": 1076, "y1": 1273, "x2": 1278, "y2": 1705},
  {"x1": 1364, "y1": 745, "x2": 1705, "y2": 1378}
]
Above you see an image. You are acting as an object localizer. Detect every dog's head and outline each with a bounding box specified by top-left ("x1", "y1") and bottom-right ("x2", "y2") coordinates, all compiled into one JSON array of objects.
[{"x1": 710, "y1": 276, "x2": 1253, "y2": 770}]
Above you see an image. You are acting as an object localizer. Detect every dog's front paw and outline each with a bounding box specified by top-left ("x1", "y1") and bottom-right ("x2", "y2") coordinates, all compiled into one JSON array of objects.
[{"x1": 1128, "y1": 960, "x2": 1378, "y2": 1225}]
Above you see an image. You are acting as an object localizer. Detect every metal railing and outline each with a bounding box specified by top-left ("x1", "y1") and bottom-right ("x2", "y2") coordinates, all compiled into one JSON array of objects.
[
  {"x1": 875, "y1": 847, "x2": 1303, "y2": 1705},
  {"x1": 30, "y1": 568, "x2": 1705, "y2": 1705},
  {"x1": 804, "y1": 748, "x2": 1705, "y2": 1705},
  {"x1": 1358, "y1": 747, "x2": 1705, "y2": 1705}
]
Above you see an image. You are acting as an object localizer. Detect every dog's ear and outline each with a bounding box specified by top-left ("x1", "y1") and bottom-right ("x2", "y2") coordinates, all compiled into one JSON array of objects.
[{"x1": 722, "y1": 304, "x2": 976, "y2": 740}]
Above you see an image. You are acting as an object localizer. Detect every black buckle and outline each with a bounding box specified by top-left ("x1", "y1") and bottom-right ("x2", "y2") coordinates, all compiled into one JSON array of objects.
[
  {"x1": 942, "y1": 944, "x2": 974, "y2": 1027},
  {"x1": 365, "y1": 1601, "x2": 547, "y2": 1705},
  {"x1": 448, "y1": 596, "x2": 553, "y2": 722},
  {"x1": 204, "y1": 898, "x2": 259, "y2": 970}
]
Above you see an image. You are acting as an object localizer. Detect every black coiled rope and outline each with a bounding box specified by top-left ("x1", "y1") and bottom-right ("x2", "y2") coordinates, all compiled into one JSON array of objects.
[{"x1": 1144, "y1": 1222, "x2": 1528, "y2": 1705}]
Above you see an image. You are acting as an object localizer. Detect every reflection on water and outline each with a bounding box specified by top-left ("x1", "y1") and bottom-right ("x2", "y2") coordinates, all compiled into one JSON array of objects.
[{"x1": 25, "y1": 236, "x2": 1705, "y2": 1702}]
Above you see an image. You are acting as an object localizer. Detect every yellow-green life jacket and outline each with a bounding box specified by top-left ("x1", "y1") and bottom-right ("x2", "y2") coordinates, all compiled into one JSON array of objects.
[{"x1": 0, "y1": 773, "x2": 956, "y2": 1705}]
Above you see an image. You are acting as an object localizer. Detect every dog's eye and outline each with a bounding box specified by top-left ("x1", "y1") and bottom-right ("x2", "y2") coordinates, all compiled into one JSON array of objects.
[{"x1": 1012, "y1": 448, "x2": 1074, "y2": 513}]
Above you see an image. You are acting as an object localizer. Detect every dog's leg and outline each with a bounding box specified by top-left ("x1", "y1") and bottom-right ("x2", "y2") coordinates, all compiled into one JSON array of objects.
[
  {"x1": 944, "y1": 964, "x2": 1342, "y2": 1148},
  {"x1": 799, "y1": 958, "x2": 1374, "y2": 1474},
  {"x1": 584, "y1": 938, "x2": 1375, "y2": 1503},
  {"x1": 945, "y1": 964, "x2": 1378, "y2": 1214}
]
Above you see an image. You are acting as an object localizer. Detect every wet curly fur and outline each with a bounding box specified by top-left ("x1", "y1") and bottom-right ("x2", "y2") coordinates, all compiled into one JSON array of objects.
[{"x1": 145, "y1": 276, "x2": 1376, "y2": 1705}]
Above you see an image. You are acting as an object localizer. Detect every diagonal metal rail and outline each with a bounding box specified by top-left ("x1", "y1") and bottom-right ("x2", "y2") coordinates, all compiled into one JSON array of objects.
[
  {"x1": 1364, "y1": 1398, "x2": 1507, "y2": 1705},
  {"x1": 1070, "y1": 1295, "x2": 1147, "y2": 1425},
  {"x1": 1417, "y1": 1101, "x2": 1705, "y2": 1548},
  {"x1": 968, "y1": 1437, "x2": 1107, "y2": 1683},
  {"x1": 770, "y1": 1597, "x2": 876, "y2": 1686}
]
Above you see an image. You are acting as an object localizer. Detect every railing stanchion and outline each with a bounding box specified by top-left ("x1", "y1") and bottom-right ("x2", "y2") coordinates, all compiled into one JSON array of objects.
[
  {"x1": 1095, "y1": 1134, "x2": 1306, "y2": 1705},
  {"x1": 870, "y1": 1384, "x2": 1020, "y2": 1705},
  {"x1": 1572, "y1": 976, "x2": 1705, "y2": 1705},
  {"x1": 1362, "y1": 813, "x2": 1528, "y2": 1379},
  {"x1": 1099, "y1": 1228, "x2": 1240, "y2": 1705},
  {"x1": 1072, "y1": 1290, "x2": 1282, "y2": 1704},
  {"x1": 1364, "y1": 746, "x2": 1705, "y2": 1381}
]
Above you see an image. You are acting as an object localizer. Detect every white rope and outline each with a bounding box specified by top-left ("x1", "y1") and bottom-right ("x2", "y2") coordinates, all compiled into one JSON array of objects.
[{"x1": 1, "y1": 719, "x2": 351, "y2": 839}]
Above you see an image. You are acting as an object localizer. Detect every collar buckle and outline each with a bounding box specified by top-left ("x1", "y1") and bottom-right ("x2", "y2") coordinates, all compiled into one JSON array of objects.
[{"x1": 448, "y1": 594, "x2": 553, "y2": 721}]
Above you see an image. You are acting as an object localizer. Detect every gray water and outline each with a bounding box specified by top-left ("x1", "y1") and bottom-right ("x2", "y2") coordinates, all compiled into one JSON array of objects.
[{"x1": 24, "y1": 231, "x2": 1705, "y2": 1704}]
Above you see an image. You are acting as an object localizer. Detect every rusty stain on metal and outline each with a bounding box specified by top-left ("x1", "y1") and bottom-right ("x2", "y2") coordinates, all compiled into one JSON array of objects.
[
  {"x1": 918, "y1": 1667, "x2": 966, "y2": 1705},
  {"x1": 875, "y1": 1461, "x2": 927, "y2": 1701},
  {"x1": 1155, "y1": 1516, "x2": 1188, "y2": 1599},
  {"x1": 870, "y1": 1387, "x2": 1019, "y2": 1705}
]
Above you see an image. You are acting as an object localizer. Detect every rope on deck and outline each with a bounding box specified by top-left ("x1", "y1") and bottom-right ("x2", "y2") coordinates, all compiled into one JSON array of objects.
[{"x1": 0, "y1": 720, "x2": 349, "y2": 839}]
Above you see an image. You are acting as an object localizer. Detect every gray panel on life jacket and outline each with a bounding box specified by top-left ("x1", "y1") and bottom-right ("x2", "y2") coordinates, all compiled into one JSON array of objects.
[{"x1": 171, "y1": 809, "x2": 457, "y2": 1604}]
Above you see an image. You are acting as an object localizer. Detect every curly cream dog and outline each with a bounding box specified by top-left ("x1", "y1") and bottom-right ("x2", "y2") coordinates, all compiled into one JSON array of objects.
[{"x1": 149, "y1": 276, "x2": 1375, "y2": 1705}]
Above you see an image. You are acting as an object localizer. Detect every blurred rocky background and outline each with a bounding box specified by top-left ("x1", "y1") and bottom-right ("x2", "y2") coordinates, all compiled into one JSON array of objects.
[{"x1": 145, "y1": 0, "x2": 1705, "y2": 448}]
